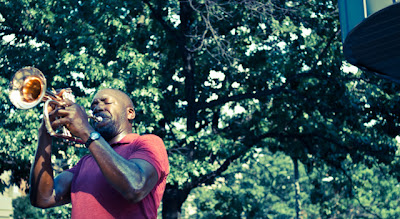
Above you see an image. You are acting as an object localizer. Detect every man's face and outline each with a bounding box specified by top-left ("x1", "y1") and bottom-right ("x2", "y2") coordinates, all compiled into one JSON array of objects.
[{"x1": 90, "y1": 89, "x2": 129, "y2": 141}]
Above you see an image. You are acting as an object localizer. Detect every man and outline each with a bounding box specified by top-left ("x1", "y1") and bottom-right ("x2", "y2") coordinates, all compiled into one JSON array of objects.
[{"x1": 29, "y1": 88, "x2": 169, "y2": 218}]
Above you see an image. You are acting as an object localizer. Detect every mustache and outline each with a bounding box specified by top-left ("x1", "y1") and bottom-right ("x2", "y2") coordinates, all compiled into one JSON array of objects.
[{"x1": 94, "y1": 112, "x2": 110, "y2": 119}]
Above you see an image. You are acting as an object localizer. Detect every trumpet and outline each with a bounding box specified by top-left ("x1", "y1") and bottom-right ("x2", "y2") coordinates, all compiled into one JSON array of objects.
[{"x1": 9, "y1": 67, "x2": 102, "y2": 144}]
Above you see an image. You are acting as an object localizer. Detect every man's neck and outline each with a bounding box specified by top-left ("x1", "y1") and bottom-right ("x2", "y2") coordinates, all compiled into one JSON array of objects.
[{"x1": 108, "y1": 130, "x2": 132, "y2": 145}]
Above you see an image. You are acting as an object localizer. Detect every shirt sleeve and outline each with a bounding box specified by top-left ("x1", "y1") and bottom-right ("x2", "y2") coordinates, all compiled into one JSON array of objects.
[{"x1": 128, "y1": 134, "x2": 169, "y2": 182}]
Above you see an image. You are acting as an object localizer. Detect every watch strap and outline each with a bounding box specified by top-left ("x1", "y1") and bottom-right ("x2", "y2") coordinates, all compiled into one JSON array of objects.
[
  {"x1": 85, "y1": 132, "x2": 100, "y2": 148},
  {"x1": 85, "y1": 137, "x2": 95, "y2": 148}
]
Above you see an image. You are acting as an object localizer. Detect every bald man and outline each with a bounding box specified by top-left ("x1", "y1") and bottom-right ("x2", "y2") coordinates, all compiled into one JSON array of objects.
[{"x1": 29, "y1": 89, "x2": 169, "y2": 219}]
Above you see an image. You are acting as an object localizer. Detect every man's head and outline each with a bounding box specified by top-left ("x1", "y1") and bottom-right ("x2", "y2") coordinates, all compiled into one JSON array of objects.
[{"x1": 91, "y1": 89, "x2": 135, "y2": 142}]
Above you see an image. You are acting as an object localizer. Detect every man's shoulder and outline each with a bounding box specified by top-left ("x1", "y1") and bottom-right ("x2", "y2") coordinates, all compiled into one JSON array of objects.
[
  {"x1": 134, "y1": 134, "x2": 167, "y2": 153},
  {"x1": 137, "y1": 134, "x2": 163, "y2": 142},
  {"x1": 118, "y1": 133, "x2": 163, "y2": 143}
]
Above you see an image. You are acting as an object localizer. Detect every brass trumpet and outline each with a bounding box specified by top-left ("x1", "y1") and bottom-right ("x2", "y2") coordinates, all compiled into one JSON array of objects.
[{"x1": 9, "y1": 67, "x2": 102, "y2": 143}]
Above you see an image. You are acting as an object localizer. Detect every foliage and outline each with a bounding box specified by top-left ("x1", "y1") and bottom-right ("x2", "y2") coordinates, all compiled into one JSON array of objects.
[
  {"x1": 1, "y1": 0, "x2": 400, "y2": 218},
  {"x1": 183, "y1": 148, "x2": 400, "y2": 218},
  {"x1": 13, "y1": 196, "x2": 71, "y2": 219},
  {"x1": 184, "y1": 149, "x2": 302, "y2": 218}
]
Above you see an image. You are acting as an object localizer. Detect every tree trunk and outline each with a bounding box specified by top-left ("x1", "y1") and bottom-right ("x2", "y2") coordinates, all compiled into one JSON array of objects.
[
  {"x1": 162, "y1": 184, "x2": 190, "y2": 219},
  {"x1": 293, "y1": 157, "x2": 301, "y2": 219},
  {"x1": 162, "y1": 187, "x2": 182, "y2": 218},
  {"x1": 179, "y1": 0, "x2": 196, "y2": 132}
]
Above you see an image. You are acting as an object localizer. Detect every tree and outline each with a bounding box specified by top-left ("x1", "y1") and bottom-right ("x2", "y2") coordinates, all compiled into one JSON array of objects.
[
  {"x1": 183, "y1": 148, "x2": 313, "y2": 218},
  {"x1": 1, "y1": 0, "x2": 400, "y2": 218}
]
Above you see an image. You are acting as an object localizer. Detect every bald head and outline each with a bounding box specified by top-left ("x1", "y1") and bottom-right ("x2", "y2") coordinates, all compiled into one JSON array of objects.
[{"x1": 95, "y1": 88, "x2": 134, "y2": 109}]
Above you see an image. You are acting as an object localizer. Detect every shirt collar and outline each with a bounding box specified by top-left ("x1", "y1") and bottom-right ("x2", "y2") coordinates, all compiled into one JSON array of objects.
[{"x1": 110, "y1": 133, "x2": 139, "y2": 147}]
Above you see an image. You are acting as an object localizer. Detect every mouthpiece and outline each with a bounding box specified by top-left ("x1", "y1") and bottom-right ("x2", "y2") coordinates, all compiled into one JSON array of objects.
[
  {"x1": 88, "y1": 111, "x2": 103, "y2": 123},
  {"x1": 95, "y1": 116, "x2": 103, "y2": 122},
  {"x1": 90, "y1": 115, "x2": 103, "y2": 123}
]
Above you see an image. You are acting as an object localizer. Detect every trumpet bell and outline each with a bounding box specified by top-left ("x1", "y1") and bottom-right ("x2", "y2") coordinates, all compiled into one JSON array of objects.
[{"x1": 9, "y1": 67, "x2": 47, "y2": 109}]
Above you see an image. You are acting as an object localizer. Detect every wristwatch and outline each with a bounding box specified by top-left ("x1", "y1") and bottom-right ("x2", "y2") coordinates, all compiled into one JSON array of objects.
[{"x1": 85, "y1": 131, "x2": 101, "y2": 148}]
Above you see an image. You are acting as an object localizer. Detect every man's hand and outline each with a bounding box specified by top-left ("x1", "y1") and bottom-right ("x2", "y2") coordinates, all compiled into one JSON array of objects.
[{"x1": 50, "y1": 100, "x2": 94, "y2": 142}]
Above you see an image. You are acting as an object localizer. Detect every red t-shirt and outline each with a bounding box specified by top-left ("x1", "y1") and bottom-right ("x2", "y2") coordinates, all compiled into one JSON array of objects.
[{"x1": 66, "y1": 133, "x2": 169, "y2": 219}]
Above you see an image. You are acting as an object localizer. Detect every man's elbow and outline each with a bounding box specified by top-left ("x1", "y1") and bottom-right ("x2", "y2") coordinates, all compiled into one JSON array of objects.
[
  {"x1": 29, "y1": 193, "x2": 54, "y2": 209},
  {"x1": 30, "y1": 199, "x2": 52, "y2": 209},
  {"x1": 121, "y1": 171, "x2": 157, "y2": 203},
  {"x1": 122, "y1": 180, "x2": 150, "y2": 203},
  {"x1": 123, "y1": 188, "x2": 148, "y2": 203}
]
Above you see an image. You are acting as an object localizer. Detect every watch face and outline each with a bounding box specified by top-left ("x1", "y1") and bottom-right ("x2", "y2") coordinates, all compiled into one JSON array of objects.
[{"x1": 91, "y1": 132, "x2": 101, "y2": 140}]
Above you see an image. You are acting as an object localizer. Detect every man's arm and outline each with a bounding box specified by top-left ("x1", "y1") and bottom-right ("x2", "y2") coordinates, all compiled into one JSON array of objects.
[
  {"x1": 29, "y1": 123, "x2": 73, "y2": 208},
  {"x1": 88, "y1": 137, "x2": 159, "y2": 203}
]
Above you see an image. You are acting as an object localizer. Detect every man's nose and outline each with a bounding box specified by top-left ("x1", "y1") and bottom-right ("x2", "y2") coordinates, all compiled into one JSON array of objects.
[{"x1": 93, "y1": 104, "x2": 104, "y2": 114}]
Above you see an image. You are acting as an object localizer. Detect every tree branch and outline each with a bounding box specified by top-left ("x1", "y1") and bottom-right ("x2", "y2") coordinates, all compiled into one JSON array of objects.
[
  {"x1": 196, "y1": 85, "x2": 291, "y2": 110},
  {"x1": 142, "y1": 0, "x2": 179, "y2": 39},
  {"x1": 310, "y1": 28, "x2": 341, "y2": 73},
  {"x1": 187, "y1": 147, "x2": 244, "y2": 189}
]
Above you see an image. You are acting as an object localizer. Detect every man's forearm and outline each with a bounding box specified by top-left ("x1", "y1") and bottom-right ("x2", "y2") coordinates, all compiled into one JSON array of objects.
[{"x1": 29, "y1": 124, "x2": 56, "y2": 207}]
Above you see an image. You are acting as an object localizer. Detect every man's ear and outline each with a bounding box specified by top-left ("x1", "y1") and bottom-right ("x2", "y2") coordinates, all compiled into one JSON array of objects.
[{"x1": 127, "y1": 107, "x2": 136, "y2": 120}]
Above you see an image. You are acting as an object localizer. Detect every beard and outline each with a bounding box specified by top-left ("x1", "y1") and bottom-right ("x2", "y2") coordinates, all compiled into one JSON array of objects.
[
  {"x1": 94, "y1": 121, "x2": 119, "y2": 142},
  {"x1": 93, "y1": 110, "x2": 128, "y2": 142}
]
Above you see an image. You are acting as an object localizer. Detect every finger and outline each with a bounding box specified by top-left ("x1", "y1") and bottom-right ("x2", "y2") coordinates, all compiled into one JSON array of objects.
[
  {"x1": 48, "y1": 110, "x2": 58, "y2": 121},
  {"x1": 65, "y1": 103, "x2": 88, "y2": 118},
  {"x1": 55, "y1": 108, "x2": 70, "y2": 117},
  {"x1": 45, "y1": 101, "x2": 59, "y2": 114},
  {"x1": 63, "y1": 98, "x2": 75, "y2": 107},
  {"x1": 51, "y1": 117, "x2": 71, "y2": 130},
  {"x1": 47, "y1": 105, "x2": 64, "y2": 122}
]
